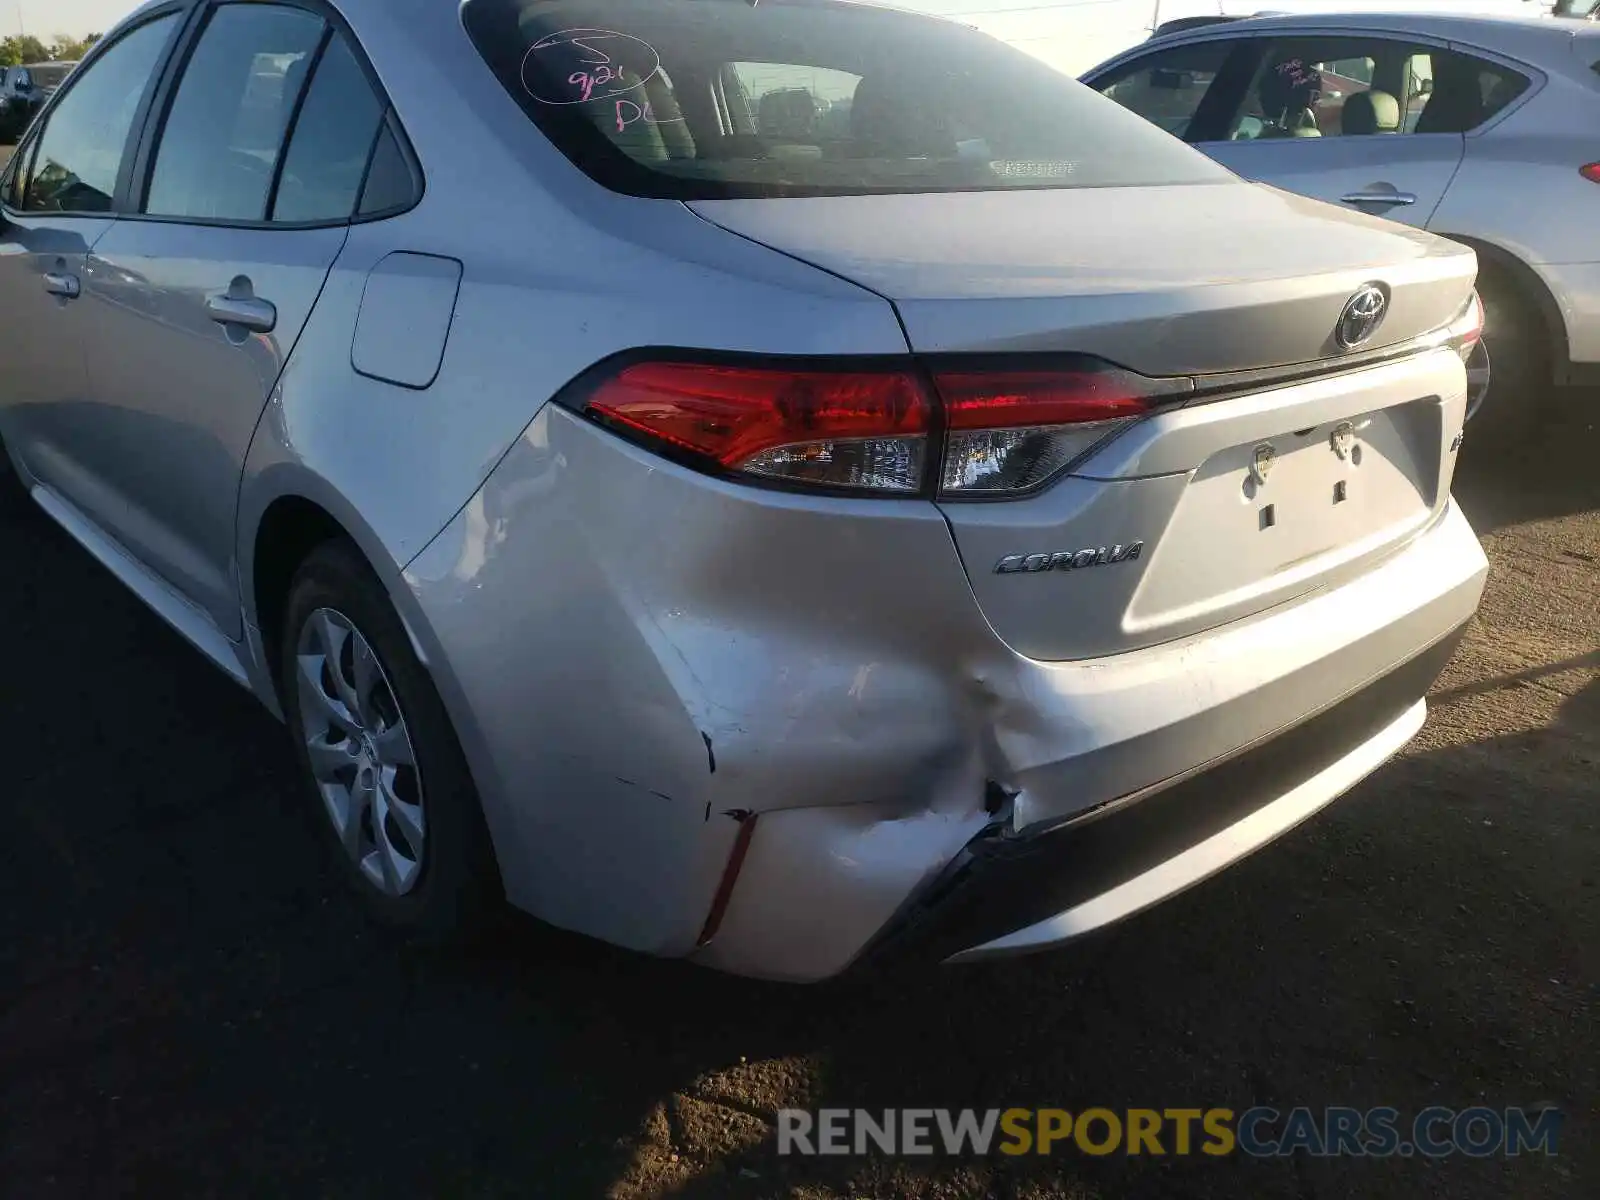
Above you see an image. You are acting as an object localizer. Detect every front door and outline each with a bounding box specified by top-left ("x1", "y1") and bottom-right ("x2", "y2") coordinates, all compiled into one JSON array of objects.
[
  {"x1": 77, "y1": 3, "x2": 390, "y2": 635},
  {"x1": 0, "y1": 13, "x2": 181, "y2": 490}
]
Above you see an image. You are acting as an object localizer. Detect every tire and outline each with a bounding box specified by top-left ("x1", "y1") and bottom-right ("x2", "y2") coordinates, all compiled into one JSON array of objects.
[
  {"x1": 1472, "y1": 265, "x2": 1550, "y2": 441},
  {"x1": 279, "y1": 539, "x2": 501, "y2": 940}
]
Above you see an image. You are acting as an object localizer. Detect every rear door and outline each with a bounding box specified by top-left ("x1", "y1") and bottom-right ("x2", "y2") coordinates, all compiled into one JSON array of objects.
[
  {"x1": 1196, "y1": 34, "x2": 1462, "y2": 227},
  {"x1": 0, "y1": 12, "x2": 182, "y2": 490},
  {"x1": 1093, "y1": 32, "x2": 1466, "y2": 228},
  {"x1": 76, "y1": 2, "x2": 393, "y2": 635}
]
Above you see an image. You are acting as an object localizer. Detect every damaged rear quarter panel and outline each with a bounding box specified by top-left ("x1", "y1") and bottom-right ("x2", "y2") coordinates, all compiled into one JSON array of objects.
[{"x1": 403, "y1": 406, "x2": 1018, "y2": 957}]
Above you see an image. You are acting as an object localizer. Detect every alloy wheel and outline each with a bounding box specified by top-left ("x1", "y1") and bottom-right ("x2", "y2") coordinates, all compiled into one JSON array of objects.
[{"x1": 295, "y1": 608, "x2": 427, "y2": 896}]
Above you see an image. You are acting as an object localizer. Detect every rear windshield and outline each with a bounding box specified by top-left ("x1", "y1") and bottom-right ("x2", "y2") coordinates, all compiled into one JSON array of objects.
[{"x1": 461, "y1": 0, "x2": 1230, "y2": 199}]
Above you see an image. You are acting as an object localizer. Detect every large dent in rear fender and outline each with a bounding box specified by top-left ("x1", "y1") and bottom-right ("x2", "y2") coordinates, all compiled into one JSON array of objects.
[{"x1": 401, "y1": 406, "x2": 1018, "y2": 955}]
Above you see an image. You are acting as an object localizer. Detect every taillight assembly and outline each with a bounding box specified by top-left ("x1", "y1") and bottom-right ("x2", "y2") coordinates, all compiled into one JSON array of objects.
[
  {"x1": 582, "y1": 356, "x2": 1178, "y2": 499},
  {"x1": 1446, "y1": 291, "x2": 1484, "y2": 363},
  {"x1": 934, "y1": 367, "x2": 1157, "y2": 496},
  {"x1": 585, "y1": 362, "x2": 932, "y2": 493}
]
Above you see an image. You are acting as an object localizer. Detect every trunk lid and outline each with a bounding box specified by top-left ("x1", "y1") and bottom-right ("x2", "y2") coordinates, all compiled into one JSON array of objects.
[
  {"x1": 689, "y1": 180, "x2": 1474, "y2": 372},
  {"x1": 692, "y1": 181, "x2": 1477, "y2": 661}
]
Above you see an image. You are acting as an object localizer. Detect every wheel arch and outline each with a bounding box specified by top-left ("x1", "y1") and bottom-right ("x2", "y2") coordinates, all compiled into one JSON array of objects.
[
  {"x1": 241, "y1": 471, "x2": 516, "y2": 899},
  {"x1": 1431, "y1": 232, "x2": 1569, "y2": 382},
  {"x1": 251, "y1": 494, "x2": 350, "y2": 698},
  {"x1": 240, "y1": 467, "x2": 433, "y2": 707}
]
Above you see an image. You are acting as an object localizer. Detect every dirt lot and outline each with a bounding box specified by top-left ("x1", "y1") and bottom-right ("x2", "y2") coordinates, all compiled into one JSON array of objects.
[{"x1": 0, "y1": 272, "x2": 1596, "y2": 1192}]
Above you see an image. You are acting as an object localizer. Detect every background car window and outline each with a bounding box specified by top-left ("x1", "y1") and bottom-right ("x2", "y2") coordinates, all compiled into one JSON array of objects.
[
  {"x1": 1413, "y1": 51, "x2": 1528, "y2": 134},
  {"x1": 1226, "y1": 40, "x2": 1382, "y2": 140},
  {"x1": 1226, "y1": 37, "x2": 1529, "y2": 141},
  {"x1": 1096, "y1": 40, "x2": 1230, "y2": 139},
  {"x1": 15, "y1": 15, "x2": 176, "y2": 214},
  {"x1": 271, "y1": 34, "x2": 384, "y2": 223},
  {"x1": 145, "y1": 4, "x2": 325, "y2": 222}
]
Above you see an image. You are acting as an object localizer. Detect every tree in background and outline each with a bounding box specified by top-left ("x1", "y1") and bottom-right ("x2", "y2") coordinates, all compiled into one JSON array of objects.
[
  {"x1": 47, "y1": 33, "x2": 102, "y2": 62},
  {"x1": 0, "y1": 33, "x2": 100, "y2": 66},
  {"x1": 0, "y1": 35, "x2": 50, "y2": 66}
]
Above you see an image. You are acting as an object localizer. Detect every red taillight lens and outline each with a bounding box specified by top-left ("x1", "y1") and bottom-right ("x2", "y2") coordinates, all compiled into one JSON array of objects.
[
  {"x1": 1449, "y1": 291, "x2": 1484, "y2": 362},
  {"x1": 581, "y1": 358, "x2": 1170, "y2": 497},
  {"x1": 932, "y1": 367, "x2": 1156, "y2": 496},
  {"x1": 1580, "y1": 163, "x2": 1600, "y2": 184},
  {"x1": 586, "y1": 361, "x2": 932, "y2": 492},
  {"x1": 934, "y1": 369, "x2": 1152, "y2": 430}
]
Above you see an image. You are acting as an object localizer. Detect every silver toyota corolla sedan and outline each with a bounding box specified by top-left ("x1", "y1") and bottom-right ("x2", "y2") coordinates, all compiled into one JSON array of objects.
[{"x1": 0, "y1": 0, "x2": 1488, "y2": 981}]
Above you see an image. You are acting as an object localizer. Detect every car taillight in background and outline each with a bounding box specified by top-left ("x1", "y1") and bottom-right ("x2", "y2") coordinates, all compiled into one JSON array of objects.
[
  {"x1": 583, "y1": 357, "x2": 1180, "y2": 497},
  {"x1": 1449, "y1": 291, "x2": 1484, "y2": 362},
  {"x1": 1448, "y1": 291, "x2": 1490, "y2": 422}
]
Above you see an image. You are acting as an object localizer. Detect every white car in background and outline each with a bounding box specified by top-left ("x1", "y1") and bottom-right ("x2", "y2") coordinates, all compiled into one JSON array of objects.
[{"x1": 1086, "y1": 11, "x2": 1600, "y2": 422}]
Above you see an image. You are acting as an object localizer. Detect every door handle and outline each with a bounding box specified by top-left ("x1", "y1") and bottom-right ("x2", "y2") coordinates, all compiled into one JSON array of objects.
[
  {"x1": 1339, "y1": 189, "x2": 1417, "y2": 206},
  {"x1": 206, "y1": 293, "x2": 277, "y2": 334},
  {"x1": 43, "y1": 272, "x2": 80, "y2": 299}
]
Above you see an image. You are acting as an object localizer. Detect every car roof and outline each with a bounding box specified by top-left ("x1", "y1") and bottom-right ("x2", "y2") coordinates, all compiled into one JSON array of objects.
[{"x1": 1178, "y1": 9, "x2": 1598, "y2": 59}]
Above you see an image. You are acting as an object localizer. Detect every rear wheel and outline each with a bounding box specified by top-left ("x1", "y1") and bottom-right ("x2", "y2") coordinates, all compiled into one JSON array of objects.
[
  {"x1": 1473, "y1": 264, "x2": 1550, "y2": 439},
  {"x1": 279, "y1": 540, "x2": 501, "y2": 939}
]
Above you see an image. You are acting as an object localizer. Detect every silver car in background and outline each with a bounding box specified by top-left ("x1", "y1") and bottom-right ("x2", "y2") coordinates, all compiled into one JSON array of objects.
[
  {"x1": 1086, "y1": 10, "x2": 1600, "y2": 417},
  {"x1": 0, "y1": 0, "x2": 1487, "y2": 981}
]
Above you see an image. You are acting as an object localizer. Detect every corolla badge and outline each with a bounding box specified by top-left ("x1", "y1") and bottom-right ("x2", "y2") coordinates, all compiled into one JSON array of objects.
[
  {"x1": 994, "y1": 543, "x2": 1144, "y2": 574},
  {"x1": 1336, "y1": 284, "x2": 1388, "y2": 349}
]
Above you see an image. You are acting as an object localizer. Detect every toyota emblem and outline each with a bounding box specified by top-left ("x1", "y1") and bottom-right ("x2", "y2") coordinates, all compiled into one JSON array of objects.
[{"x1": 1336, "y1": 284, "x2": 1388, "y2": 349}]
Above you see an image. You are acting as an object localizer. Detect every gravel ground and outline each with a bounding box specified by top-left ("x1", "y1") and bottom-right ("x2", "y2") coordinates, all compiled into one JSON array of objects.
[{"x1": 0, "y1": 198, "x2": 1595, "y2": 1193}]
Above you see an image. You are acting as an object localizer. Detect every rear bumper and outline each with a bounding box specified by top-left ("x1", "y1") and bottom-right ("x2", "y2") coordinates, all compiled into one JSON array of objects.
[
  {"x1": 692, "y1": 503, "x2": 1486, "y2": 981},
  {"x1": 876, "y1": 624, "x2": 1460, "y2": 968},
  {"x1": 405, "y1": 406, "x2": 1487, "y2": 983}
]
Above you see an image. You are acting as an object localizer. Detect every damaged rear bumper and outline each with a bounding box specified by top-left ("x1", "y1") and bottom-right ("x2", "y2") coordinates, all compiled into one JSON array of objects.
[
  {"x1": 405, "y1": 407, "x2": 1486, "y2": 984},
  {"x1": 689, "y1": 504, "x2": 1485, "y2": 982},
  {"x1": 872, "y1": 622, "x2": 1462, "y2": 968}
]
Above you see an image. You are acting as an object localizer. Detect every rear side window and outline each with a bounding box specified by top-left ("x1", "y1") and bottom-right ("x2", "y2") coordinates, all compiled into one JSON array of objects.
[
  {"x1": 358, "y1": 124, "x2": 417, "y2": 215},
  {"x1": 1222, "y1": 36, "x2": 1529, "y2": 141},
  {"x1": 1414, "y1": 50, "x2": 1528, "y2": 133},
  {"x1": 145, "y1": 3, "x2": 326, "y2": 221},
  {"x1": 271, "y1": 34, "x2": 386, "y2": 222},
  {"x1": 461, "y1": 0, "x2": 1230, "y2": 198}
]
